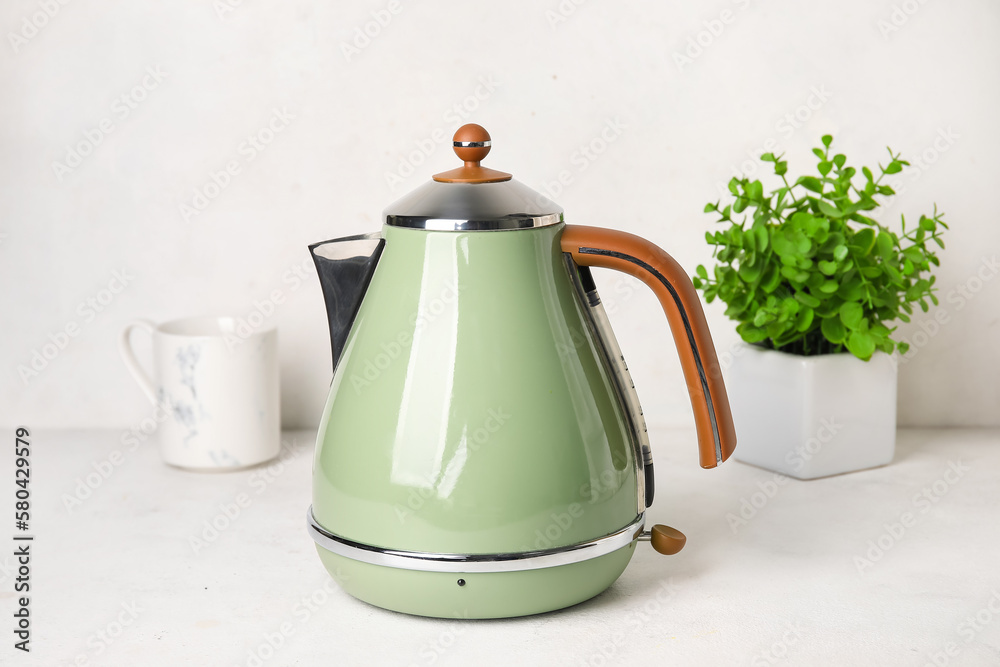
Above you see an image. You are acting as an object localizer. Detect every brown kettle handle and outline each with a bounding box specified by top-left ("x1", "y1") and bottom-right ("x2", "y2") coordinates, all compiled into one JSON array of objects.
[{"x1": 561, "y1": 224, "x2": 737, "y2": 469}]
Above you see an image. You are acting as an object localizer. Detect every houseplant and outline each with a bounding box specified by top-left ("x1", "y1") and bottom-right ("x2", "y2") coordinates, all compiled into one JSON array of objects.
[{"x1": 693, "y1": 136, "x2": 946, "y2": 478}]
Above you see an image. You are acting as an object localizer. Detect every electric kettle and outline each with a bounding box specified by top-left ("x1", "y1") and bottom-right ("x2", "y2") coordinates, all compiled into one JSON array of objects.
[{"x1": 306, "y1": 124, "x2": 737, "y2": 618}]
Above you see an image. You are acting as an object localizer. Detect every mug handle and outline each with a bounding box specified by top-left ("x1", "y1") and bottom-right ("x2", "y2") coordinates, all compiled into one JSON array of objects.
[{"x1": 119, "y1": 319, "x2": 158, "y2": 404}]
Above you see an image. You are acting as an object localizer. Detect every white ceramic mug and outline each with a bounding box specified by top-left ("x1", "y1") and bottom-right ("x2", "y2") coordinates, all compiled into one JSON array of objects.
[{"x1": 119, "y1": 316, "x2": 280, "y2": 470}]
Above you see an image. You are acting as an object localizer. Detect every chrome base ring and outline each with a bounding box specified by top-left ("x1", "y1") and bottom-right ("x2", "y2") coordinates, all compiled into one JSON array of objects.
[{"x1": 307, "y1": 507, "x2": 644, "y2": 574}]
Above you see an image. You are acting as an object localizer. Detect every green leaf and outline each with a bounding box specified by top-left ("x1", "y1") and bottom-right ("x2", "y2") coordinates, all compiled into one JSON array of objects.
[
  {"x1": 760, "y1": 263, "x2": 781, "y2": 293},
  {"x1": 760, "y1": 152, "x2": 776, "y2": 162},
  {"x1": 862, "y1": 166, "x2": 873, "y2": 182},
  {"x1": 876, "y1": 230, "x2": 895, "y2": 260},
  {"x1": 852, "y1": 228, "x2": 876, "y2": 254},
  {"x1": 839, "y1": 302, "x2": 864, "y2": 330},
  {"x1": 753, "y1": 223, "x2": 768, "y2": 252},
  {"x1": 860, "y1": 266, "x2": 882, "y2": 278},
  {"x1": 819, "y1": 280, "x2": 839, "y2": 293},
  {"x1": 821, "y1": 316, "x2": 846, "y2": 343},
  {"x1": 838, "y1": 275, "x2": 864, "y2": 302},
  {"x1": 833, "y1": 245, "x2": 848, "y2": 261},
  {"x1": 696, "y1": 265, "x2": 708, "y2": 280},
  {"x1": 818, "y1": 260, "x2": 839, "y2": 275},
  {"x1": 833, "y1": 154, "x2": 846, "y2": 169},
  {"x1": 780, "y1": 265, "x2": 809, "y2": 283},
  {"x1": 846, "y1": 330, "x2": 876, "y2": 360},
  {"x1": 771, "y1": 231, "x2": 796, "y2": 258},
  {"x1": 739, "y1": 261, "x2": 762, "y2": 283},
  {"x1": 795, "y1": 292, "x2": 820, "y2": 308},
  {"x1": 796, "y1": 307, "x2": 815, "y2": 332},
  {"x1": 817, "y1": 200, "x2": 843, "y2": 218},
  {"x1": 737, "y1": 322, "x2": 769, "y2": 344},
  {"x1": 870, "y1": 323, "x2": 890, "y2": 338},
  {"x1": 884, "y1": 160, "x2": 902, "y2": 175},
  {"x1": 797, "y1": 176, "x2": 824, "y2": 193},
  {"x1": 821, "y1": 135, "x2": 833, "y2": 147},
  {"x1": 818, "y1": 161, "x2": 833, "y2": 176},
  {"x1": 731, "y1": 226, "x2": 744, "y2": 247}
]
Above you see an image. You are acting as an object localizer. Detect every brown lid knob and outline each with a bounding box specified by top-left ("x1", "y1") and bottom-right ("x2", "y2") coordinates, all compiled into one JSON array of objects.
[
  {"x1": 433, "y1": 124, "x2": 512, "y2": 184},
  {"x1": 452, "y1": 123, "x2": 492, "y2": 163}
]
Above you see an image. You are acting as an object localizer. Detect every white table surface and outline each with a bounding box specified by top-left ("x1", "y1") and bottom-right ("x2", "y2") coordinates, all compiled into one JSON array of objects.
[{"x1": 3, "y1": 427, "x2": 999, "y2": 666}]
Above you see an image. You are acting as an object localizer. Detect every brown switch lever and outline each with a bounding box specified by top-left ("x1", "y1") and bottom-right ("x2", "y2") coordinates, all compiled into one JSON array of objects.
[{"x1": 640, "y1": 525, "x2": 687, "y2": 555}]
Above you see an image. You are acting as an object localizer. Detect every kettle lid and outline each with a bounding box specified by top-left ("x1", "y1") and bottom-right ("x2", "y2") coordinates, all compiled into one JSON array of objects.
[{"x1": 383, "y1": 124, "x2": 563, "y2": 231}]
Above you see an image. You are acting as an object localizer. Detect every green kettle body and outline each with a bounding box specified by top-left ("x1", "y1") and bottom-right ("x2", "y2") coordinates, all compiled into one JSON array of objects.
[{"x1": 307, "y1": 126, "x2": 737, "y2": 618}]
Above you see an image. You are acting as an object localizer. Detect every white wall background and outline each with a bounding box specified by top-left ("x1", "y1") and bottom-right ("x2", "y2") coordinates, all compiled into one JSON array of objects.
[{"x1": 1, "y1": 0, "x2": 998, "y2": 431}]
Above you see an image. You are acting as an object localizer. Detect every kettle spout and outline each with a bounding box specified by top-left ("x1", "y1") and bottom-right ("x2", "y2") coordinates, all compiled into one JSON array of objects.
[{"x1": 309, "y1": 232, "x2": 385, "y2": 373}]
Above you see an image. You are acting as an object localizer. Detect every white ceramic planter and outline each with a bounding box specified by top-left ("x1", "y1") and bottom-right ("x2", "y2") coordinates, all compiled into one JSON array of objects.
[{"x1": 726, "y1": 343, "x2": 897, "y2": 479}]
